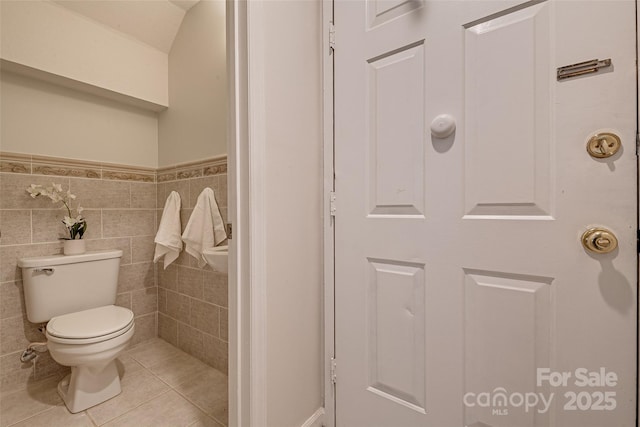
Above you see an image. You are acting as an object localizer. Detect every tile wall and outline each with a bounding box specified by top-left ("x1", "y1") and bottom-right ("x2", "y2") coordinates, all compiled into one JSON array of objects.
[
  {"x1": 0, "y1": 152, "x2": 228, "y2": 393},
  {"x1": 156, "y1": 161, "x2": 228, "y2": 374}
]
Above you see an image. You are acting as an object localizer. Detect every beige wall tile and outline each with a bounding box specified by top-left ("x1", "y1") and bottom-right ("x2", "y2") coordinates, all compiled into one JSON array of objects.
[
  {"x1": 131, "y1": 313, "x2": 156, "y2": 346},
  {"x1": 158, "y1": 314, "x2": 178, "y2": 346},
  {"x1": 86, "y1": 238, "x2": 132, "y2": 265},
  {"x1": 178, "y1": 266, "x2": 203, "y2": 299},
  {"x1": 219, "y1": 308, "x2": 228, "y2": 342},
  {"x1": 219, "y1": 207, "x2": 227, "y2": 226},
  {"x1": 203, "y1": 334, "x2": 228, "y2": 374},
  {"x1": 1, "y1": 174, "x2": 70, "y2": 210},
  {"x1": 215, "y1": 174, "x2": 227, "y2": 208},
  {"x1": 31, "y1": 210, "x2": 72, "y2": 242},
  {"x1": 118, "y1": 262, "x2": 155, "y2": 293},
  {"x1": 79, "y1": 209, "x2": 101, "y2": 240},
  {"x1": 0, "y1": 243, "x2": 62, "y2": 282},
  {"x1": 166, "y1": 291, "x2": 190, "y2": 324},
  {"x1": 190, "y1": 300, "x2": 218, "y2": 337},
  {"x1": 203, "y1": 271, "x2": 227, "y2": 308},
  {"x1": 0, "y1": 210, "x2": 31, "y2": 246},
  {"x1": 177, "y1": 322, "x2": 204, "y2": 361},
  {"x1": 179, "y1": 209, "x2": 193, "y2": 234},
  {"x1": 69, "y1": 178, "x2": 131, "y2": 209},
  {"x1": 0, "y1": 282, "x2": 25, "y2": 320},
  {"x1": 158, "y1": 264, "x2": 178, "y2": 291},
  {"x1": 155, "y1": 208, "x2": 163, "y2": 233},
  {"x1": 158, "y1": 288, "x2": 167, "y2": 315},
  {"x1": 174, "y1": 243, "x2": 192, "y2": 266},
  {"x1": 32, "y1": 209, "x2": 101, "y2": 242},
  {"x1": 132, "y1": 287, "x2": 158, "y2": 316},
  {"x1": 103, "y1": 210, "x2": 155, "y2": 238},
  {"x1": 33, "y1": 351, "x2": 68, "y2": 381},
  {"x1": 188, "y1": 176, "x2": 216, "y2": 209},
  {"x1": 115, "y1": 293, "x2": 132, "y2": 310},
  {"x1": 157, "y1": 180, "x2": 189, "y2": 211},
  {"x1": 132, "y1": 236, "x2": 155, "y2": 263},
  {"x1": 131, "y1": 182, "x2": 157, "y2": 209},
  {"x1": 0, "y1": 351, "x2": 34, "y2": 393},
  {"x1": 156, "y1": 182, "x2": 165, "y2": 209},
  {"x1": 0, "y1": 316, "x2": 42, "y2": 356}
]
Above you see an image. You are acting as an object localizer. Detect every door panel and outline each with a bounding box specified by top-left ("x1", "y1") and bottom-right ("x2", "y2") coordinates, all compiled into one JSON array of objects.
[
  {"x1": 367, "y1": 258, "x2": 427, "y2": 413},
  {"x1": 334, "y1": 0, "x2": 637, "y2": 426},
  {"x1": 368, "y1": 42, "x2": 426, "y2": 216},
  {"x1": 464, "y1": 3, "x2": 552, "y2": 217},
  {"x1": 464, "y1": 269, "x2": 553, "y2": 427}
]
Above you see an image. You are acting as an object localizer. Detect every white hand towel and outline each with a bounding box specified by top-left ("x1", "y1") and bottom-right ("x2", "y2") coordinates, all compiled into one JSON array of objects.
[
  {"x1": 154, "y1": 191, "x2": 182, "y2": 269},
  {"x1": 182, "y1": 187, "x2": 227, "y2": 268}
]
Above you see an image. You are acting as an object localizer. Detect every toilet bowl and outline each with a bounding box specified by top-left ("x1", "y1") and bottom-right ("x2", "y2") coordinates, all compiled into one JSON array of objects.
[
  {"x1": 46, "y1": 305, "x2": 135, "y2": 413},
  {"x1": 18, "y1": 250, "x2": 134, "y2": 413}
]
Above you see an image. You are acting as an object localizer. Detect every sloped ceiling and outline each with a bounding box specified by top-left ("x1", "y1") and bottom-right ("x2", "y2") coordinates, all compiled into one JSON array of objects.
[{"x1": 51, "y1": 0, "x2": 201, "y2": 53}]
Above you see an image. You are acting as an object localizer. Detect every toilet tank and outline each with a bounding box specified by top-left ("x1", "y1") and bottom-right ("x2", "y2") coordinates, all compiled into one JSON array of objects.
[{"x1": 18, "y1": 250, "x2": 123, "y2": 323}]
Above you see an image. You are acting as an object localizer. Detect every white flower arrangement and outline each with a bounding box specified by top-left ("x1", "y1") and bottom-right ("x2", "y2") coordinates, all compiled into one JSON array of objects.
[{"x1": 26, "y1": 183, "x2": 87, "y2": 240}]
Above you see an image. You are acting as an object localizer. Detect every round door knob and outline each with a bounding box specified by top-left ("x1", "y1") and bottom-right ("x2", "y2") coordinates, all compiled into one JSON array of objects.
[
  {"x1": 430, "y1": 114, "x2": 456, "y2": 138},
  {"x1": 581, "y1": 227, "x2": 618, "y2": 254},
  {"x1": 586, "y1": 132, "x2": 621, "y2": 158}
]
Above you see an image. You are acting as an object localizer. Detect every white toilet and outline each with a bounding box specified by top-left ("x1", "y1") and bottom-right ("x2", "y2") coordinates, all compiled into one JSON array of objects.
[{"x1": 18, "y1": 250, "x2": 135, "y2": 413}]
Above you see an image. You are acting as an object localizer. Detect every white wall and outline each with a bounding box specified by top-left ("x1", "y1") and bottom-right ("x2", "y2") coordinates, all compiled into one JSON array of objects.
[
  {"x1": 0, "y1": 71, "x2": 158, "y2": 168},
  {"x1": 0, "y1": 0, "x2": 168, "y2": 108},
  {"x1": 158, "y1": 0, "x2": 227, "y2": 166},
  {"x1": 262, "y1": 1, "x2": 324, "y2": 425}
]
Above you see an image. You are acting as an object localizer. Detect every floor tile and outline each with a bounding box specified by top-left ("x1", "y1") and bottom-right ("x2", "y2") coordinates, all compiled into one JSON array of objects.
[
  {"x1": 0, "y1": 339, "x2": 227, "y2": 427},
  {"x1": 148, "y1": 352, "x2": 210, "y2": 387},
  {"x1": 87, "y1": 367, "x2": 169, "y2": 426},
  {"x1": 115, "y1": 354, "x2": 145, "y2": 379},
  {"x1": 101, "y1": 390, "x2": 218, "y2": 427},
  {"x1": 8, "y1": 405, "x2": 94, "y2": 427},
  {"x1": 126, "y1": 338, "x2": 184, "y2": 369},
  {"x1": 0, "y1": 376, "x2": 62, "y2": 427},
  {"x1": 188, "y1": 419, "x2": 225, "y2": 427},
  {"x1": 175, "y1": 369, "x2": 228, "y2": 426}
]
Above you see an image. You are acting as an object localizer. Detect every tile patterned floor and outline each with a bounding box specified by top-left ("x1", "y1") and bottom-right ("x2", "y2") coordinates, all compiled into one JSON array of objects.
[{"x1": 0, "y1": 339, "x2": 228, "y2": 427}]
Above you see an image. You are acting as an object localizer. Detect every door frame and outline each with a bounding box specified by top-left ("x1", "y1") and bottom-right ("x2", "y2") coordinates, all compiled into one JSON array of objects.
[
  {"x1": 322, "y1": 0, "x2": 336, "y2": 426},
  {"x1": 230, "y1": 1, "x2": 333, "y2": 425},
  {"x1": 323, "y1": 2, "x2": 640, "y2": 426},
  {"x1": 227, "y1": 0, "x2": 269, "y2": 425}
]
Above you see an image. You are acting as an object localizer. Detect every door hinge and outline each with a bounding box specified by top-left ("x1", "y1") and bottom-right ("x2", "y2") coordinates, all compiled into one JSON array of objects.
[
  {"x1": 329, "y1": 22, "x2": 335, "y2": 53},
  {"x1": 226, "y1": 223, "x2": 232, "y2": 240},
  {"x1": 330, "y1": 357, "x2": 337, "y2": 384},
  {"x1": 637, "y1": 230, "x2": 639, "y2": 253},
  {"x1": 635, "y1": 132, "x2": 639, "y2": 156},
  {"x1": 329, "y1": 191, "x2": 336, "y2": 217}
]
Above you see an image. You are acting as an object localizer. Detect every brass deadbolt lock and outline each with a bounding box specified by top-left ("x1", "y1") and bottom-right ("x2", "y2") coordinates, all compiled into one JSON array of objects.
[
  {"x1": 586, "y1": 132, "x2": 621, "y2": 159},
  {"x1": 581, "y1": 227, "x2": 618, "y2": 254}
]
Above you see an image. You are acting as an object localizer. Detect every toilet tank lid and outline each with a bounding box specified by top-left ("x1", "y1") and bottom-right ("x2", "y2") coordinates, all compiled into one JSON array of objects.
[{"x1": 18, "y1": 250, "x2": 123, "y2": 268}]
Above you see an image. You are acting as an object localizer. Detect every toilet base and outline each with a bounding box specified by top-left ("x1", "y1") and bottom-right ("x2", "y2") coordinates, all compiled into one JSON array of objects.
[{"x1": 58, "y1": 361, "x2": 122, "y2": 413}]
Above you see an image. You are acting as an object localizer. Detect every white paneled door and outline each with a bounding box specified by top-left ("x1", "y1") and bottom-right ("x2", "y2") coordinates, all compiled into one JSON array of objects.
[{"x1": 334, "y1": 1, "x2": 637, "y2": 426}]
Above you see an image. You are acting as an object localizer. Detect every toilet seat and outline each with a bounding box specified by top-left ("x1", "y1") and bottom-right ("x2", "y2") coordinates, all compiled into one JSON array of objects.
[{"x1": 46, "y1": 305, "x2": 134, "y2": 345}]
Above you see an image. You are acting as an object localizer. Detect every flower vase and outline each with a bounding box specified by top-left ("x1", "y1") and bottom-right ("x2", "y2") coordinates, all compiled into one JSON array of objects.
[{"x1": 63, "y1": 239, "x2": 86, "y2": 256}]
